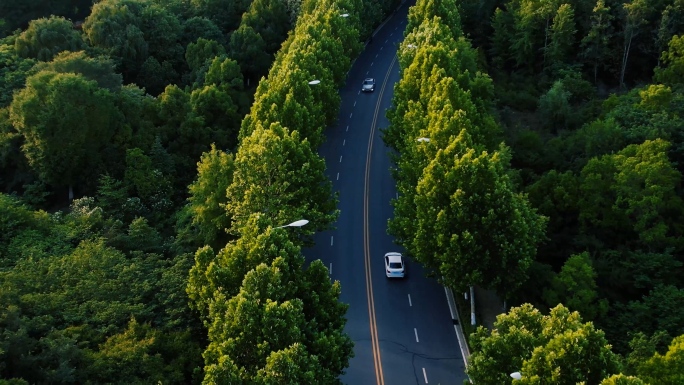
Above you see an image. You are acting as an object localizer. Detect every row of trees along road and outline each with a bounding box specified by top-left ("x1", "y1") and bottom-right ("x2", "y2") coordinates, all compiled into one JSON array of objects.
[
  {"x1": 185, "y1": 0, "x2": 403, "y2": 383},
  {"x1": 389, "y1": 0, "x2": 684, "y2": 383},
  {"x1": 0, "y1": 0, "x2": 401, "y2": 383}
]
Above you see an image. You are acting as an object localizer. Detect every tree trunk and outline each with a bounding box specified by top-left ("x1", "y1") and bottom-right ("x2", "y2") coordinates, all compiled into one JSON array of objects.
[
  {"x1": 470, "y1": 285, "x2": 476, "y2": 326},
  {"x1": 620, "y1": 32, "x2": 633, "y2": 88}
]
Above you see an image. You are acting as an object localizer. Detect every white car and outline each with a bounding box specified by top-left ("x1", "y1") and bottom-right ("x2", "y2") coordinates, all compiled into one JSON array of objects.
[
  {"x1": 361, "y1": 78, "x2": 375, "y2": 92},
  {"x1": 385, "y1": 252, "x2": 405, "y2": 278}
]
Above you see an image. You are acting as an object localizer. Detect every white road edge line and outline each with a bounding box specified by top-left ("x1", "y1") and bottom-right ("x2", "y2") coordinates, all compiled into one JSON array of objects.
[
  {"x1": 343, "y1": 139, "x2": 346, "y2": 146},
  {"x1": 329, "y1": 263, "x2": 332, "y2": 275},
  {"x1": 350, "y1": 113, "x2": 353, "y2": 118},
  {"x1": 423, "y1": 368, "x2": 428, "y2": 384},
  {"x1": 408, "y1": 294, "x2": 412, "y2": 307},
  {"x1": 331, "y1": 236, "x2": 334, "y2": 246},
  {"x1": 336, "y1": 172, "x2": 339, "y2": 180},
  {"x1": 445, "y1": 287, "x2": 455, "y2": 319},
  {"x1": 414, "y1": 328, "x2": 419, "y2": 343},
  {"x1": 346, "y1": 125, "x2": 349, "y2": 132},
  {"x1": 445, "y1": 287, "x2": 471, "y2": 369},
  {"x1": 354, "y1": 101, "x2": 357, "y2": 106}
]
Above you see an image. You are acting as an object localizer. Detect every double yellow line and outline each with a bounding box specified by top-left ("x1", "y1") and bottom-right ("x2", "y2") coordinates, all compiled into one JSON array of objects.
[{"x1": 363, "y1": 53, "x2": 398, "y2": 385}]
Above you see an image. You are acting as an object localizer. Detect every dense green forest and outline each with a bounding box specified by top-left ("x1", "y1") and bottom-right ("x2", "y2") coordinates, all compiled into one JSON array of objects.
[
  {"x1": 3, "y1": 0, "x2": 684, "y2": 382},
  {"x1": 386, "y1": 0, "x2": 684, "y2": 382},
  {"x1": 0, "y1": 0, "x2": 400, "y2": 383}
]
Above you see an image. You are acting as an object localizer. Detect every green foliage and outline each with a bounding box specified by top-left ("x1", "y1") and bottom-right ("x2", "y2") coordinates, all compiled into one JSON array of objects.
[
  {"x1": 228, "y1": 24, "x2": 271, "y2": 81},
  {"x1": 123, "y1": 148, "x2": 173, "y2": 224},
  {"x1": 406, "y1": 0, "x2": 463, "y2": 38},
  {"x1": 125, "y1": 148, "x2": 166, "y2": 202},
  {"x1": 525, "y1": 170, "x2": 580, "y2": 257},
  {"x1": 185, "y1": 37, "x2": 225, "y2": 73},
  {"x1": 625, "y1": 331, "x2": 671, "y2": 374},
  {"x1": 201, "y1": 252, "x2": 351, "y2": 384},
  {"x1": 0, "y1": 44, "x2": 36, "y2": 108},
  {"x1": 191, "y1": 0, "x2": 252, "y2": 34},
  {"x1": 601, "y1": 374, "x2": 647, "y2": 385},
  {"x1": 0, "y1": 237, "x2": 196, "y2": 383},
  {"x1": 597, "y1": 249, "x2": 682, "y2": 304},
  {"x1": 155, "y1": 84, "x2": 217, "y2": 177},
  {"x1": 83, "y1": 0, "x2": 149, "y2": 78},
  {"x1": 192, "y1": 84, "x2": 240, "y2": 140},
  {"x1": 226, "y1": 122, "x2": 338, "y2": 236},
  {"x1": 254, "y1": 343, "x2": 322, "y2": 384},
  {"x1": 0, "y1": 0, "x2": 374, "y2": 382},
  {"x1": 639, "y1": 83, "x2": 673, "y2": 111},
  {"x1": 83, "y1": 0, "x2": 184, "y2": 88},
  {"x1": 578, "y1": 139, "x2": 684, "y2": 251},
  {"x1": 411, "y1": 136, "x2": 546, "y2": 295},
  {"x1": 509, "y1": 129, "x2": 546, "y2": 176},
  {"x1": 636, "y1": 334, "x2": 684, "y2": 384},
  {"x1": 573, "y1": 117, "x2": 626, "y2": 165},
  {"x1": 0, "y1": 193, "x2": 38, "y2": 261},
  {"x1": 546, "y1": 4, "x2": 577, "y2": 69},
  {"x1": 13, "y1": 16, "x2": 84, "y2": 62},
  {"x1": 32, "y1": 51, "x2": 122, "y2": 91},
  {"x1": 468, "y1": 304, "x2": 620, "y2": 384},
  {"x1": 655, "y1": 34, "x2": 684, "y2": 87},
  {"x1": 86, "y1": 317, "x2": 199, "y2": 384},
  {"x1": 187, "y1": 144, "x2": 235, "y2": 248},
  {"x1": 0, "y1": 0, "x2": 92, "y2": 36},
  {"x1": 181, "y1": 16, "x2": 224, "y2": 46},
  {"x1": 542, "y1": 252, "x2": 608, "y2": 320},
  {"x1": 490, "y1": 8, "x2": 515, "y2": 69},
  {"x1": 580, "y1": 0, "x2": 614, "y2": 83},
  {"x1": 240, "y1": 0, "x2": 291, "y2": 55},
  {"x1": 615, "y1": 286, "x2": 684, "y2": 348},
  {"x1": 96, "y1": 174, "x2": 129, "y2": 218},
  {"x1": 9, "y1": 71, "x2": 122, "y2": 193},
  {"x1": 538, "y1": 80, "x2": 572, "y2": 132}
]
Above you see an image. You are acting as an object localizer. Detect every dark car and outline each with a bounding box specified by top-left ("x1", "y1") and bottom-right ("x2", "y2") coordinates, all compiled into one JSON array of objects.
[{"x1": 362, "y1": 78, "x2": 375, "y2": 92}]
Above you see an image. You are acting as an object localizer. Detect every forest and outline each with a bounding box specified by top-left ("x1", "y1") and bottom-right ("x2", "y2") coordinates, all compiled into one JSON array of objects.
[
  {"x1": 385, "y1": 0, "x2": 684, "y2": 383},
  {"x1": 1, "y1": 0, "x2": 684, "y2": 383},
  {"x1": 0, "y1": 0, "x2": 398, "y2": 383}
]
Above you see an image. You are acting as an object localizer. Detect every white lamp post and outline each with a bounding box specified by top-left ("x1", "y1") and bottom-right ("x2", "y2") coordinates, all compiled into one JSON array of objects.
[{"x1": 275, "y1": 219, "x2": 310, "y2": 229}]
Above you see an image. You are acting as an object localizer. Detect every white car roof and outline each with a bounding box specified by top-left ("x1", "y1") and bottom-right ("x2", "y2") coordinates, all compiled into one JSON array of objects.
[{"x1": 385, "y1": 252, "x2": 402, "y2": 263}]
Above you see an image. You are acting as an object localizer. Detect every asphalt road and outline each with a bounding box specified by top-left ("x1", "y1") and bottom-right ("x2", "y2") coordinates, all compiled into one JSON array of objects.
[{"x1": 304, "y1": 2, "x2": 469, "y2": 384}]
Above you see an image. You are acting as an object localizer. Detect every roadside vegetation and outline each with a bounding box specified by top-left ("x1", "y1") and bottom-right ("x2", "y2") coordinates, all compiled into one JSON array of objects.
[
  {"x1": 0, "y1": 0, "x2": 400, "y2": 383},
  {"x1": 3, "y1": 0, "x2": 684, "y2": 382},
  {"x1": 387, "y1": 0, "x2": 684, "y2": 382}
]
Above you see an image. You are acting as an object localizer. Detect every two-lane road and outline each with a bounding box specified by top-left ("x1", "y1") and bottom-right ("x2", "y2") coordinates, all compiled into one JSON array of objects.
[{"x1": 305, "y1": 2, "x2": 469, "y2": 384}]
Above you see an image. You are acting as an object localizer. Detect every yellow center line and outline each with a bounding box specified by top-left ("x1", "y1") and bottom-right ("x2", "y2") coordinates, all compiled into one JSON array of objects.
[{"x1": 364, "y1": 52, "x2": 398, "y2": 385}]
